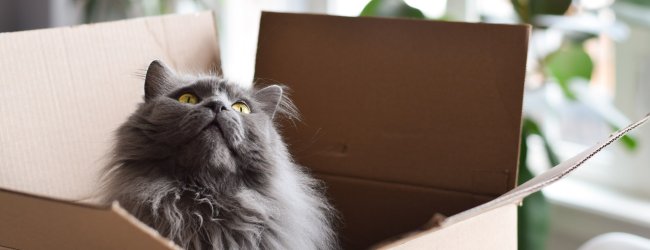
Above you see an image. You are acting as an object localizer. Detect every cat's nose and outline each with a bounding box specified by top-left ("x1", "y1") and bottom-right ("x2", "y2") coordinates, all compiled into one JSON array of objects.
[{"x1": 204, "y1": 100, "x2": 228, "y2": 113}]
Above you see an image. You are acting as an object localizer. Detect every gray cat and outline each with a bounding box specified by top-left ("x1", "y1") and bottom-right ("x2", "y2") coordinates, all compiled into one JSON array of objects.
[{"x1": 100, "y1": 60, "x2": 337, "y2": 250}]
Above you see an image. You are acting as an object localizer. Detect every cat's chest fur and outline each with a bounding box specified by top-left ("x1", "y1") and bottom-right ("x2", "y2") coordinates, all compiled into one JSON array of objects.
[
  {"x1": 177, "y1": 183, "x2": 272, "y2": 225},
  {"x1": 129, "y1": 176, "x2": 280, "y2": 249}
]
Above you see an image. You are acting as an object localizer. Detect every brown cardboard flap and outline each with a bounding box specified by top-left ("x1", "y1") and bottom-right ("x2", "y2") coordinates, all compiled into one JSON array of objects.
[
  {"x1": 0, "y1": 12, "x2": 220, "y2": 201},
  {"x1": 255, "y1": 12, "x2": 530, "y2": 197},
  {"x1": 0, "y1": 188, "x2": 177, "y2": 250},
  {"x1": 374, "y1": 114, "x2": 649, "y2": 248},
  {"x1": 444, "y1": 113, "x2": 650, "y2": 226}
]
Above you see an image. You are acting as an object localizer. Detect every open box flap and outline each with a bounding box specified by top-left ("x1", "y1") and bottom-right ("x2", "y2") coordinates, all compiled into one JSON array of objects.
[
  {"x1": 378, "y1": 113, "x2": 650, "y2": 249},
  {"x1": 0, "y1": 12, "x2": 220, "y2": 201},
  {"x1": 255, "y1": 11, "x2": 530, "y2": 198},
  {"x1": 445, "y1": 113, "x2": 650, "y2": 225},
  {"x1": 255, "y1": 11, "x2": 530, "y2": 248},
  {"x1": 0, "y1": 188, "x2": 178, "y2": 249}
]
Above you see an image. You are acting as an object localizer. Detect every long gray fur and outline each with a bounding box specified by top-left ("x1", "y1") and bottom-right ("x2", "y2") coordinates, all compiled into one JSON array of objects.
[{"x1": 100, "y1": 61, "x2": 337, "y2": 250}]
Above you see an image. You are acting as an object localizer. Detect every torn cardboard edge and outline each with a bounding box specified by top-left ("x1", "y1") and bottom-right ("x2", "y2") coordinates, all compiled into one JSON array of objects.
[{"x1": 377, "y1": 113, "x2": 650, "y2": 249}]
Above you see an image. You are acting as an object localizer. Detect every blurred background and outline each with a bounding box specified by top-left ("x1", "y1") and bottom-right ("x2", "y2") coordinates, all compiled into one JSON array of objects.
[{"x1": 1, "y1": 0, "x2": 649, "y2": 249}]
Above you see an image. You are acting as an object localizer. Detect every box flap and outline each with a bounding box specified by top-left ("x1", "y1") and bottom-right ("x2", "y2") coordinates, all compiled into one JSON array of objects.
[
  {"x1": 444, "y1": 113, "x2": 650, "y2": 225},
  {"x1": 0, "y1": 12, "x2": 220, "y2": 201},
  {"x1": 255, "y1": 11, "x2": 529, "y2": 197},
  {"x1": 378, "y1": 113, "x2": 650, "y2": 248},
  {"x1": 255, "y1": 11, "x2": 529, "y2": 248},
  {"x1": 0, "y1": 187, "x2": 177, "y2": 249}
]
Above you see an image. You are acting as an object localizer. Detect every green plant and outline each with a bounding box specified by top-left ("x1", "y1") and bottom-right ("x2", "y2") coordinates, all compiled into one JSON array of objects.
[
  {"x1": 360, "y1": 0, "x2": 424, "y2": 19},
  {"x1": 76, "y1": 0, "x2": 209, "y2": 23},
  {"x1": 518, "y1": 118, "x2": 559, "y2": 250},
  {"x1": 513, "y1": 1, "x2": 638, "y2": 246}
]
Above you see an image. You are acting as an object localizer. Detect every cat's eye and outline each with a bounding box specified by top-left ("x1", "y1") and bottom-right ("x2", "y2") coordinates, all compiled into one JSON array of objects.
[
  {"x1": 231, "y1": 102, "x2": 251, "y2": 114},
  {"x1": 178, "y1": 93, "x2": 198, "y2": 104}
]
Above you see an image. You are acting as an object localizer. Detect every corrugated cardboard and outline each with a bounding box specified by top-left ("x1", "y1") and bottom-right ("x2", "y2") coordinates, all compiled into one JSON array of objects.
[
  {"x1": 0, "y1": 12, "x2": 219, "y2": 201},
  {"x1": 0, "y1": 189, "x2": 176, "y2": 250},
  {"x1": 256, "y1": 12, "x2": 528, "y2": 198},
  {"x1": 377, "y1": 114, "x2": 649, "y2": 249},
  {"x1": 0, "y1": 11, "x2": 648, "y2": 250},
  {"x1": 0, "y1": 12, "x2": 218, "y2": 250},
  {"x1": 254, "y1": 12, "x2": 527, "y2": 249}
]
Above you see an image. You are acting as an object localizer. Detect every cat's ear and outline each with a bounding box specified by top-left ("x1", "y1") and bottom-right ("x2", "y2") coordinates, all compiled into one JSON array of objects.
[
  {"x1": 144, "y1": 60, "x2": 175, "y2": 101},
  {"x1": 254, "y1": 85, "x2": 283, "y2": 118}
]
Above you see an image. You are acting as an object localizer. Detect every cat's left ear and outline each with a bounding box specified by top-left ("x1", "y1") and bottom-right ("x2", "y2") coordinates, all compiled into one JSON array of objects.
[
  {"x1": 144, "y1": 60, "x2": 175, "y2": 102},
  {"x1": 254, "y1": 85, "x2": 283, "y2": 119}
]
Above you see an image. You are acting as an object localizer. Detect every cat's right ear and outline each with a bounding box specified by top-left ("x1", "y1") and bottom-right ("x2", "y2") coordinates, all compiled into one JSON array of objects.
[{"x1": 144, "y1": 60, "x2": 174, "y2": 102}]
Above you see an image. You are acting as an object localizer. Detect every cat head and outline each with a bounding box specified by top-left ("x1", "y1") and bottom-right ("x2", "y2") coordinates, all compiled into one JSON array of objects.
[{"x1": 113, "y1": 60, "x2": 296, "y2": 183}]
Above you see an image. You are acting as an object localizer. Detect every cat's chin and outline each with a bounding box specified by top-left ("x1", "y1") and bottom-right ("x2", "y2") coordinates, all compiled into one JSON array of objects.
[
  {"x1": 200, "y1": 123, "x2": 240, "y2": 151},
  {"x1": 201, "y1": 124, "x2": 228, "y2": 147},
  {"x1": 184, "y1": 127, "x2": 238, "y2": 172},
  {"x1": 205, "y1": 123, "x2": 223, "y2": 135},
  {"x1": 210, "y1": 113, "x2": 245, "y2": 149}
]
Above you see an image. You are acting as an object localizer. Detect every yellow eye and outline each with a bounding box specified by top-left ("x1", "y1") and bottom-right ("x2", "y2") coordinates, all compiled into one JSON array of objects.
[
  {"x1": 178, "y1": 93, "x2": 198, "y2": 104},
  {"x1": 231, "y1": 102, "x2": 251, "y2": 114}
]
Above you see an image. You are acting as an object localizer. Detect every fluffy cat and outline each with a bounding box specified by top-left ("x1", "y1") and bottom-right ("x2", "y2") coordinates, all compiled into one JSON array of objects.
[{"x1": 100, "y1": 60, "x2": 337, "y2": 250}]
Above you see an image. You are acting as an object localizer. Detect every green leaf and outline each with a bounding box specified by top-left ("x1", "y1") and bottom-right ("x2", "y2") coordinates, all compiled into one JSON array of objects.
[
  {"x1": 518, "y1": 118, "x2": 550, "y2": 250},
  {"x1": 620, "y1": 134, "x2": 638, "y2": 150},
  {"x1": 609, "y1": 123, "x2": 639, "y2": 150},
  {"x1": 519, "y1": 122, "x2": 531, "y2": 183},
  {"x1": 511, "y1": 0, "x2": 572, "y2": 23},
  {"x1": 360, "y1": 0, "x2": 425, "y2": 19},
  {"x1": 545, "y1": 43, "x2": 594, "y2": 100},
  {"x1": 522, "y1": 118, "x2": 559, "y2": 165},
  {"x1": 621, "y1": 0, "x2": 650, "y2": 7},
  {"x1": 518, "y1": 188, "x2": 550, "y2": 250}
]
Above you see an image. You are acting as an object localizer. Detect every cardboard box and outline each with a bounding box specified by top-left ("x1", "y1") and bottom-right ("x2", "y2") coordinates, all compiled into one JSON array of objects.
[
  {"x1": 0, "y1": 12, "x2": 219, "y2": 250},
  {"x1": 0, "y1": 11, "x2": 647, "y2": 250}
]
